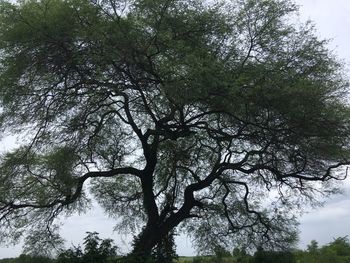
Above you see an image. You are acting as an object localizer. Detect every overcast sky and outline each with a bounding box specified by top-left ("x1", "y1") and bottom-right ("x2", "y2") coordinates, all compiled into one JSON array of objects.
[
  {"x1": 293, "y1": 0, "x2": 350, "y2": 249},
  {"x1": 1, "y1": 0, "x2": 350, "y2": 259}
]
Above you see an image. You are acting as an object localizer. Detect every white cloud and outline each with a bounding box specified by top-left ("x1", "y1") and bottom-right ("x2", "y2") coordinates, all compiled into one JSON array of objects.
[
  {"x1": 299, "y1": 186, "x2": 350, "y2": 248},
  {"x1": 295, "y1": 0, "x2": 350, "y2": 63}
]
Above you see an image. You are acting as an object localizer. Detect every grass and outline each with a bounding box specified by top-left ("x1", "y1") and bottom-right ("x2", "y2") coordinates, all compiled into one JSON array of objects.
[{"x1": 176, "y1": 256, "x2": 237, "y2": 263}]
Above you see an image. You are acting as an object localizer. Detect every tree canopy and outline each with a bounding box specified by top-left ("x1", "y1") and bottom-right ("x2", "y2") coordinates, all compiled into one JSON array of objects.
[{"x1": 0, "y1": 0, "x2": 350, "y2": 261}]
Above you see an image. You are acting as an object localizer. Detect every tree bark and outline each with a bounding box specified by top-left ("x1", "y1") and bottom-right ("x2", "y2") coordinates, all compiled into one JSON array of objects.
[{"x1": 125, "y1": 223, "x2": 162, "y2": 262}]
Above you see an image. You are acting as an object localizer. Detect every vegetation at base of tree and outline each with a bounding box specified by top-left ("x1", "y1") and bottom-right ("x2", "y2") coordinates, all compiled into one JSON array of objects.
[
  {"x1": 151, "y1": 230, "x2": 178, "y2": 263},
  {"x1": 124, "y1": 229, "x2": 178, "y2": 263},
  {"x1": 1, "y1": 0, "x2": 350, "y2": 261},
  {"x1": 179, "y1": 236, "x2": 350, "y2": 263},
  {"x1": 57, "y1": 231, "x2": 118, "y2": 263},
  {"x1": 0, "y1": 232, "x2": 119, "y2": 263},
  {"x1": 0, "y1": 254, "x2": 55, "y2": 263},
  {"x1": 295, "y1": 237, "x2": 350, "y2": 263},
  {"x1": 2, "y1": 235, "x2": 350, "y2": 262}
]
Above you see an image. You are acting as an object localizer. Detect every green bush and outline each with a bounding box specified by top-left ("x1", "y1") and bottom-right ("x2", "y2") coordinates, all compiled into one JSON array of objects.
[{"x1": 56, "y1": 232, "x2": 118, "y2": 263}]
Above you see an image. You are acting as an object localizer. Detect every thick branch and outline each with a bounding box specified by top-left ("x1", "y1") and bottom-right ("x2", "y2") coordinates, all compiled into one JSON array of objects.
[{"x1": 1, "y1": 167, "x2": 142, "y2": 212}]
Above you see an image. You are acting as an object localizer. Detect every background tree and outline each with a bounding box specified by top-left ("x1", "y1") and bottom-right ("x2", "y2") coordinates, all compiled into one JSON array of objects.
[
  {"x1": 318, "y1": 237, "x2": 350, "y2": 263},
  {"x1": 57, "y1": 247, "x2": 83, "y2": 263},
  {"x1": 295, "y1": 236, "x2": 350, "y2": 263},
  {"x1": 0, "y1": 0, "x2": 350, "y2": 261},
  {"x1": 307, "y1": 240, "x2": 319, "y2": 255},
  {"x1": 56, "y1": 232, "x2": 118, "y2": 263}
]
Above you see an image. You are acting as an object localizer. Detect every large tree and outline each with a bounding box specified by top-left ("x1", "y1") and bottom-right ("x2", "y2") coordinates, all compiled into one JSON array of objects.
[{"x1": 0, "y1": 0, "x2": 350, "y2": 261}]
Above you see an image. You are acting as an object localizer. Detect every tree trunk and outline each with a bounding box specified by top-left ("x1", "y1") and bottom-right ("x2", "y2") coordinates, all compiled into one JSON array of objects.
[{"x1": 124, "y1": 223, "x2": 161, "y2": 263}]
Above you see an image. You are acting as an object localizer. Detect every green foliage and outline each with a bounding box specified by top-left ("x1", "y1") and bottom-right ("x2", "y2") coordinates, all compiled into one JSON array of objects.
[
  {"x1": 251, "y1": 247, "x2": 296, "y2": 263},
  {"x1": 0, "y1": 254, "x2": 54, "y2": 263},
  {"x1": 1, "y1": 0, "x2": 350, "y2": 259},
  {"x1": 307, "y1": 240, "x2": 319, "y2": 254},
  {"x1": 212, "y1": 245, "x2": 231, "y2": 263},
  {"x1": 180, "y1": 237, "x2": 350, "y2": 263},
  {"x1": 151, "y1": 231, "x2": 178, "y2": 263},
  {"x1": 232, "y1": 248, "x2": 251, "y2": 263},
  {"x1": 295, "y1": 237, "x2": 350, "y2": 263},
  {"x1": 192, "y1": 256, "x2": 212, "y2": 263},
  {"x1": 56, "y1": 247, "x2": 83, "y2": 263},
  {"x1": 56, "y1": 232, "x2": 118, "y2": 263}
]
